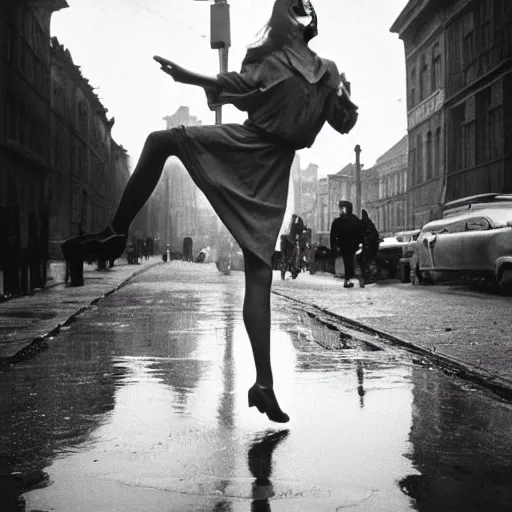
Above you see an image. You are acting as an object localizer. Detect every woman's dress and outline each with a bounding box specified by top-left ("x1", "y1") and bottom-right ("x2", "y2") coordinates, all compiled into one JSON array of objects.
[{"x1": 172, "y1": 47, "x2": 358, "y2": 267}]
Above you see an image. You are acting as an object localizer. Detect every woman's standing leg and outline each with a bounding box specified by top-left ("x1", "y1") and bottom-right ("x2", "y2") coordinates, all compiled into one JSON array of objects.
[
  {"x1": 243, "y1": 252, "x2": 274, "y2": 387},
  {"x1": 243, "y1": 252, "x2": 289, "y2": 423}
]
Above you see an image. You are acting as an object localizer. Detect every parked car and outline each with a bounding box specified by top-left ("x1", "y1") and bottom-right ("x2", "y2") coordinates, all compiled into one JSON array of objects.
[
  {"x1": 374, "y1": 236, "x2": 408, "y2": 280},
  {"x1": 396, "y1": 229, "x2": 421, "y2": 283},
  {"x1": 411, "y1": 199, "x2": 512, "y2": 291}
]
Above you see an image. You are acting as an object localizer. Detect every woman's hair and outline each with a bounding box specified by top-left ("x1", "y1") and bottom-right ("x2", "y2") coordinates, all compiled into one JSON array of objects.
[
  {"x1": 244, "y1": 0, "x2": 317, "y2": 65},
  {"x1": 362, "y1": 209, "x2": 369, "y2": 220}
]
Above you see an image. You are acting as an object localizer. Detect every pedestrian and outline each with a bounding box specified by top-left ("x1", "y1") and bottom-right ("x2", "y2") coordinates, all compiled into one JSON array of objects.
[
  {"x1": 357, "y1": 209, "x2": 380, "y2": 287},
  {"x1": 61, "y1": 0, "x2": 358, "y2": 423},
  {"x1": 330, "y1": 200, "x2": 365, "y2": 288}
]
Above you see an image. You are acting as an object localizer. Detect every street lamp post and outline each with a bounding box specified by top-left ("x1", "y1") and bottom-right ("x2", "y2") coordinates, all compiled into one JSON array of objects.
[
  {"x1": 195, "y1": 0, "x2": 231, "y2": 125},
  {"x1": 354, "y1": 145, "x2": 362, "y2": 217}
]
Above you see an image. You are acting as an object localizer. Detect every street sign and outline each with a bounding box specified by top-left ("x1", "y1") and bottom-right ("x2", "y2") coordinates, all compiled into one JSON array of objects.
[{"x1": 210, "y1": 2, "x2": 230, "y2": 49}]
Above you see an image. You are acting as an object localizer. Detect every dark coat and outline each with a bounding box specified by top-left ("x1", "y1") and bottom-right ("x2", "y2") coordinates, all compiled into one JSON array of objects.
[{"x1": 330, "y1": 214, "x2": 365, "y2": 254}]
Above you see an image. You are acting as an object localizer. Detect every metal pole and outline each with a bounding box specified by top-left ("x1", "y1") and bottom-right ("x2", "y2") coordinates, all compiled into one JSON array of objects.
[
  {"x1": 215, "y1": 47, "x2": 229, "y2": 124},
  {"x1": 214, "y1": 0, "x2": 229, "y2": 125},
  {"x1": 355, "y1": 145, "x2": 362, "y2": 217}
]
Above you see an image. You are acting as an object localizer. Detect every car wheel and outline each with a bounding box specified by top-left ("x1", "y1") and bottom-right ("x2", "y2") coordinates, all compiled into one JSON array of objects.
[
  {"x1": 420, "y1": 271, "x2": 433, "y2": 284},
  {"x1": 399, "y1": 261, "x2": 410, "y2": 283},
  {"x1": 497, "y1": 265, "x2": 512, "y2": 293}
]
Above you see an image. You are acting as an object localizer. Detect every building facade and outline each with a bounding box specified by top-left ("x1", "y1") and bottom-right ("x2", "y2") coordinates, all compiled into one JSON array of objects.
[
  {"x1": 362, "y1": 136, "x2": 409, "y2": 236},
  {"x1": 444, "y1": 0, "x2": 512, "y2": 201},
  {"x1": 391, "y1": 0, "x2": 447, "y2": 229},
  {"x1": 0, "y1": 1, "x2": 131, "y2": 297},
  {"x1": 1, "y1": 1, "x2": 68, "y2": 295},
  {"x1": 391, "y1": 0, "x2": 512, "y2": 228},
  {"x1": 48, "y1": 37, "x2": 130, "y2": 258}
]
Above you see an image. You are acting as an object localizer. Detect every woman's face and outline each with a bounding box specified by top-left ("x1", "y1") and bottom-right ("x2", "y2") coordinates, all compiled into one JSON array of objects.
[{"x1": 291, "y1": 0, "x2": 314, "y2": 27}]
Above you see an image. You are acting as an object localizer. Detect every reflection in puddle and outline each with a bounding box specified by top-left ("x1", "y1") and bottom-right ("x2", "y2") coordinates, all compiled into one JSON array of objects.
[{"x1": 1, "y1": 266, "x2": 512, "y2": 511}]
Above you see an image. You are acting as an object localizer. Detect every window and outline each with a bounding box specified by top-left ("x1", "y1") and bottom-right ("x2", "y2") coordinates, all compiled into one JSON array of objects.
[
  {"x1": 466, "y1": 217, "x2": 491, "y2": 231},
  {"x1": 479, "y1": 0, "x2": 493, "y2": 73},
  {"x1": 6, "y1": 94, "x2": 19, "y2": 141},
  {"x1": 409, "y1": 146, "x2": 417, "y2": 187},
  {"x1": 488, "y1": 82, "x2": 503, "y2": 161},
  {"x1": 419, "y1": 55, "x2": 429, "y2": 101},
  {"x1": 462, "y1": 97, "x2": 476, "y2": 168},
  {"x1": 416, "y1": 134, "x2": 423, "y2": 183},
  {"x1": 462, "y1": 11, "x2": 476, "y2": 83},
  {"x1": 426, "y1": 131, "x2": 433, "y2": 181},
  {"x1": 434, "y1": 127, "x2": 441, "y2": 176},
  {"x1": 7, "y1": 25, "x2": 17, "y2": 63},
  {"x1": 409, "y1": 67, "x2": 416, "y2": 108},
  {"x1": 432, "y1": 43, "x2": 442, "y2": 91}
]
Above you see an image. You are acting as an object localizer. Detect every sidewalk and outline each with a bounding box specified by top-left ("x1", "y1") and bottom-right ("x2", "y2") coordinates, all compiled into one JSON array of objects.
[
  {"x1": 272, "y1": 272, "x2": 512, "y2": 399},
  {"x1": 0, "y1": 257, "x2": 163, "y2": 362}
]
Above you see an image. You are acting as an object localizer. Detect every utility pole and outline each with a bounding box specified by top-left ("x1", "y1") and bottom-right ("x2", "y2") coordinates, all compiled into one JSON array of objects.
[
  {"x1": 355, "y1": 145, "x2": 362, "y2": 217},
  {"x1": 210, "y1": 0, "x2": 230, "y2": 124}
]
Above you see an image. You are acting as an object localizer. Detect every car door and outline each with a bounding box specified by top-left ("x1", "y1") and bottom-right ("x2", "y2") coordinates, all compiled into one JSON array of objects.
[
  {"x1": 428, "y1": 219, "x2": 467, "y2": 272},
  {"x1": 459, "y1": 216, "x2": 493, "y2": 273}
]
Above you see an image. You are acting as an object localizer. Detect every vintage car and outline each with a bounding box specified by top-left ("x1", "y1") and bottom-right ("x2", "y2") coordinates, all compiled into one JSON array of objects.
[
  {"x1": 411, "y1": 198, "x2": 512, "y2": 290},
  {"x1": 396, "y1": 229, "x2": 421, "y2": 282},
  {"x1": 372, "y1": 236, "x2": 410, "y2": 279}
]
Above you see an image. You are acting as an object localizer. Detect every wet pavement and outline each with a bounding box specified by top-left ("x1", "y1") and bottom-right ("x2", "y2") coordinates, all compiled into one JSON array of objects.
[{"x1": 1, "y1": 263, "x2": 512, "y2": 511}]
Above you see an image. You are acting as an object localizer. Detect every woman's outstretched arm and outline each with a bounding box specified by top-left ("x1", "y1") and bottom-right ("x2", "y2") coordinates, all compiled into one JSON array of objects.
[{"x1": 154, "y1": 56, "x2": 221, "y2": 90}]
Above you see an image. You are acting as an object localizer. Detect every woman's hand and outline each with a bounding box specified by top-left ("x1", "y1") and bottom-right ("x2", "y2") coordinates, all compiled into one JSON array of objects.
[
  {"x1": 159, "y1": 61, "x2": 190, "y2": 83},
  {"x1": 337, "y1": 72, "x2": 351, "y2": 99},
  {"x1": 154, "y1": 55, "x2": 219, "y2": 89}
]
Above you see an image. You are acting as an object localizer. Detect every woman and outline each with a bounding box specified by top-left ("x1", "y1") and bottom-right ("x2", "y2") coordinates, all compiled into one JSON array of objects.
[{"x1": 61, "y1": 0, "x2": 359, "y2": 423}]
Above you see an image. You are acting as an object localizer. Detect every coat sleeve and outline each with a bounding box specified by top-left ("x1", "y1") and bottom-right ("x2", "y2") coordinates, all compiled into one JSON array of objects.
[
  {"x1": 204, "y1": 54, "x2": 290, "y2": 112},
  {"x1": 330, "y1": 219, "x2": 338, "y2": 250},
  {"x1": 325, "y1": 90, "x2": 359, "y2": 135},
  {"x1": 321, "y1": 59, "x2": 359, "y2": 135}
]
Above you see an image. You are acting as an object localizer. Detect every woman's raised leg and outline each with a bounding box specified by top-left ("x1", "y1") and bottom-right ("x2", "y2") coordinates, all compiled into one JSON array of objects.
[
  {"x1": 111, "y1": 130, "x2": 179, "y2": 235},
  {"x1": 61, "y1": 130, "x2": 179, "y2": 262},
  {"x1": 243, "y1": 252, "x2": 289, "y2": 423}
]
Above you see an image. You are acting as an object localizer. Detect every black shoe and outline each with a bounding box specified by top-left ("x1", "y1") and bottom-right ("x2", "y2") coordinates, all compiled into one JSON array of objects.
[
  {"x1": 344, "y1": 280, "x2": 354, "y2": 288},
  {"x1": 248, "y1": 384, "x2": 290, "y2": 423},
  {"x1": 61, "y1": 225, "x2": 126, "y2": 263}
]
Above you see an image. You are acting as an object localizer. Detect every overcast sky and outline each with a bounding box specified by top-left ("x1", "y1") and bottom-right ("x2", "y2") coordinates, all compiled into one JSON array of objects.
[{"x1": 51, "y1": 0, "x2": 409, "y2": 177}]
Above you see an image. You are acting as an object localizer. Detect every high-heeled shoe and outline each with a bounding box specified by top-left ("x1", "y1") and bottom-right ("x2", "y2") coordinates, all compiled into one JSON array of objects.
[{"x1": 248, "y1": 384, "x2": 290, "y2": 423}]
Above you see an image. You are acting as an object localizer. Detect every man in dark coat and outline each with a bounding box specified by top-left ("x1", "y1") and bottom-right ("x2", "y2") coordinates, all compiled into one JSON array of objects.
[{"x1": 330, "y1": 201, "x2": 365, "y2": 288}]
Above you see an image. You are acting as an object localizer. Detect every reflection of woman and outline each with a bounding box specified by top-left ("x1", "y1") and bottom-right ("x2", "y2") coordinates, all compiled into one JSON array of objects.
[
  {"x1": 248, "y1": 430, "x2": 289, "y2": 511},
  {"x1": 61, "y1": 0, "x2": 358, "y2": 423}
]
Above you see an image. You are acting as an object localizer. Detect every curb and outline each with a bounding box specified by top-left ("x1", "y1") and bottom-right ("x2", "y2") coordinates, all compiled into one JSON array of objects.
[
  {"x1": 272, "y1": 290, "x2": 512, "y2": 402},
  {"x1": 0, "y1": 261, "x2": 164, "y2": 366}
]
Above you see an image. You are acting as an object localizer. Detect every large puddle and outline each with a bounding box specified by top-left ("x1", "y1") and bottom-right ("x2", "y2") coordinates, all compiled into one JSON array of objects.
[{"x1": 1, "y1": 265, "x2": 512, "y2": 511}]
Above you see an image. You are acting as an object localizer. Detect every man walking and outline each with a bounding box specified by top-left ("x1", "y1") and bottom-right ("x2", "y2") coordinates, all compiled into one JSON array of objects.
[{"x1": 330, "y1": 201, "x2": 365, "y2": 288}]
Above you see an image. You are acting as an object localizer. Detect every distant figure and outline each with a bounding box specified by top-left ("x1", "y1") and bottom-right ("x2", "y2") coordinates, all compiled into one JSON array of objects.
[
  {"x1": 358, "y1": 209, "x2": 380, "y2": 287},
  {"x1": 289, "y1": 214, "x2": 305, "y2": 242},
  {"x1": 330, "y1": 200, "x2": 365, "y2": 288}
]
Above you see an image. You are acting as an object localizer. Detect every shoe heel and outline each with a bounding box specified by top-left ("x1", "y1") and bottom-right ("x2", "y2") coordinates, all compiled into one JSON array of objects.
[{"x1": 68, "y1": 258, "x2": 84, "y2": 287}]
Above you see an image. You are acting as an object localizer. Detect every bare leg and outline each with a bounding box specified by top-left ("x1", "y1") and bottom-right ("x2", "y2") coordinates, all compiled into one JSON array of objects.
[
  {"x1": 243, "y1": 252, "x2": 274, "y2": 387},
  {"x1": 112, "y1": 130, "x2": 179, "y2": 234}
]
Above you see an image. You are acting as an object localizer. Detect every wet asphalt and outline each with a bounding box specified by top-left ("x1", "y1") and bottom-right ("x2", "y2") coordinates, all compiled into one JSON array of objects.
[{"x1": 1, "y1": 262, "x2": 512, "y2": 511}]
